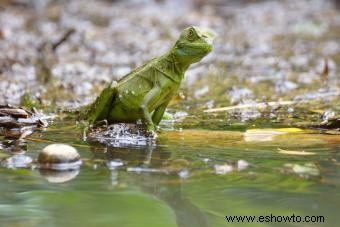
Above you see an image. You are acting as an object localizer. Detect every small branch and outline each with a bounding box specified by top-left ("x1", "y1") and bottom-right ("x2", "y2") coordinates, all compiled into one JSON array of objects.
[
  {"x1": 204, "y1": 101, "x2": 295, "y2": 113},
  {"x1": 52, "y1": 28, "x2": 76, "y2": 52}
]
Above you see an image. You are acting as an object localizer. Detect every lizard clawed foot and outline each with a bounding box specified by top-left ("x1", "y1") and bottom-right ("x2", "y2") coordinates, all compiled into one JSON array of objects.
[
  {"x1": 144, "y1": 124, "x2": 157, "y2": 138},
  {"x1": 92, "y1": 119, "x2": 108, "y2": 129}
]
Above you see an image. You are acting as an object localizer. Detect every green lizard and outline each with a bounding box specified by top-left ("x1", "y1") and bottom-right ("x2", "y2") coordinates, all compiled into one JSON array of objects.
[{"x1": 82, "y1": 26, "x2": 215, "y2": 134}]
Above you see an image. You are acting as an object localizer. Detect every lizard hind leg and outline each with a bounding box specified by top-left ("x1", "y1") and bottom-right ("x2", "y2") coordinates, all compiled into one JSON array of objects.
[{"x1": 86, "y1": 81, "x2": 118, "y2": 124}]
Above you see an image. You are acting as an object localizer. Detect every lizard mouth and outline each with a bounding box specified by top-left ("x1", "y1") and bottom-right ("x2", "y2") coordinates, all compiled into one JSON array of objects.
[{"x1": 177, "y1": 42, "x2": 213, "y2": 54}]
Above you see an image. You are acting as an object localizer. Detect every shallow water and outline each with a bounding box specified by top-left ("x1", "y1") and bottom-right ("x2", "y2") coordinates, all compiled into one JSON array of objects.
[
  {"x1": 0, "y1": 120, "x2": 339, "y2": 227},
  {"x1": 0, "y1": 0, "x2": 339, "y2": 226}
]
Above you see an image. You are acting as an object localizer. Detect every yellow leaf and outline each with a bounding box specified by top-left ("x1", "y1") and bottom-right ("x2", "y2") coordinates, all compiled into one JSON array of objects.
[{"x1": 276, "y1": 128, "x2": 304, "y2": 133}]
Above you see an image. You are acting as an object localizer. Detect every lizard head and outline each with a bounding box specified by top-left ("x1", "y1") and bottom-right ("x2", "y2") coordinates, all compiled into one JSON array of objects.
[{"x1": 173, "y1": 26, "x2": 216, "y2": 66}]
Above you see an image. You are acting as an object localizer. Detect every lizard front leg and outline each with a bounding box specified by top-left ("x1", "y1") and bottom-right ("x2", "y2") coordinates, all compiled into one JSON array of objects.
[
  {"x1": 140, "y1": 85, "x2": 161, "y2": 133},
  {"x1": 152, "y1": 99, "x2": 170, "y2": 126}
]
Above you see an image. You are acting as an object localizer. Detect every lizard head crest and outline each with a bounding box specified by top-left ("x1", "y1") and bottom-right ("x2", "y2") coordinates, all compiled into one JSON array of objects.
[{"x1": 173, "y1": 26, "x2": 216, "y2": 65}]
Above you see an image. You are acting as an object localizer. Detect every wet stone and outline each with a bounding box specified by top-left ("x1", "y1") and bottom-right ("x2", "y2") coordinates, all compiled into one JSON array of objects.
[
  {"x1": 284, "y1": 163, "x2": 320, "y2": 178},
  {"x1": 1, "y1": 154, "x2": 32, "y2": 169},
  {"x1": 214, "y1": 160, "x2": 250, "y2": 175},
  {"x1": 1, "y1": 127, "x2": 33, "y2": 139},
  {"x1": 237, "y1": 160, "x2": 249, "y2": 170},
  {"x1": 228, "y1": 87, "x2": 254, "y2": 104},
  {"x1": 38, "y1": 144, "x2": 81, "y2": 170},
  {"x1": 319, "y1": 111, "x2": 340, "y2": 129},
  {"x1": 274, "y1": 80, "x2": 298, "y2": 93},
  {"x1": 0, "y1": 116, "x2": 21, "y2": 128},
  {"x1": 0, "y1": 108, "x2": 29, "y2": 118},
  {"x1": 320, "y1": 117, "x2": 340, "y2": 129},
  {"x1": 88, "y1": 123, "x2": 156, "y2": 148},
  {"x1": 0, "y1": 106, "x2": 49, "y2": 140},
  {"x1": 322, "y1": 110, "x2": 336, "y2": 121}
]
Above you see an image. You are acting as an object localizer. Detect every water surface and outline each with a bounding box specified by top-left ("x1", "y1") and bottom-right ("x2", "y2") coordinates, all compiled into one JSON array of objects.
[{"x1": 1, "y1": 120, "x2": 339, "y2": 227}]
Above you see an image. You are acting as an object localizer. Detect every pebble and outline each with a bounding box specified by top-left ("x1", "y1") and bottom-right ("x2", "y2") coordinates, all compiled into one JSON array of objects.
[
  {"x1": 38, "y1": 144, "x2": 81, "y2": 170},
  {"x1": 237, "y1": 160, "x2": 249, "y2": 171},
  {"x1": 284, "y1": 163, "x2": 320, "y2": 177},
  {"x1": 178, "y1": 169, "x2": 189, "y2": 179},
  {"x1": 106, "y1": 159, "x2": 124, "y2": 170},
  {"x1": 203, "y1": 158, "x2": 210, "y2": 163},
  {"x1": 322, "y1": 110, "x2": 336, "y2": 121},
  {"x1": 1, "y1": 154, "x2": 32, "y2": 168},
  {"x1": 194, "y1": 85, "x2": 209, "y2": 98},
  {"x1": 173, "y1": 111, "x2": 188, "y2": 120},
  {"x1": 214, "y1": 164, "x2": 233, "y2": 175},
  {"x1": 228, "y1": 87, "x2": 253, "y2": 104}
]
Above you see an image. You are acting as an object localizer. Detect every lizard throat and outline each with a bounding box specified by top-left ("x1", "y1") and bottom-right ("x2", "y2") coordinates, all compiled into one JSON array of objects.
[{"x1": 153, "y1": 52, "x2": 186, "y2": 83}]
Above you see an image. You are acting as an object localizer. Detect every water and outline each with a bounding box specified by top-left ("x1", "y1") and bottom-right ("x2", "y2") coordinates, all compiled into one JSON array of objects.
[
  {"x1": 0, "y1": 120, "x2": 339, "y2": 227},
  {"x1": 0, "y1": 0, "x2": 339, "y2": 226}
]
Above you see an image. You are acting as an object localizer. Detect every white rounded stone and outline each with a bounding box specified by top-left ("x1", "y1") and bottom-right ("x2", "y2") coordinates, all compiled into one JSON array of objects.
[{"x1": 38, "y1": 144, "x2": 80, "y2": 166}]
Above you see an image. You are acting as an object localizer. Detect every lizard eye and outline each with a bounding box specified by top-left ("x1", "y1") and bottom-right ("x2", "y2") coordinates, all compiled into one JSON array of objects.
[{"x1": 187, "y1": 28, "x2": 195, "y2": 41}]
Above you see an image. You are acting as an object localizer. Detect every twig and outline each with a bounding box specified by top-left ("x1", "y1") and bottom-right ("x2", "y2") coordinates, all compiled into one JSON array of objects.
[
  {"x1": 204, "y1": 101, "x2": 295, "y2": 113},
  {"x1": 52, "y1": 28, "x2": 76, "y2": 52}
]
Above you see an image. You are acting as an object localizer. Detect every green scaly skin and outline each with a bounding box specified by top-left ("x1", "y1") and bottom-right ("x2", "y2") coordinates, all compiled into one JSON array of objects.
[{"x1": 81, "y1": 26, "x2": 216, "y2": 134}]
